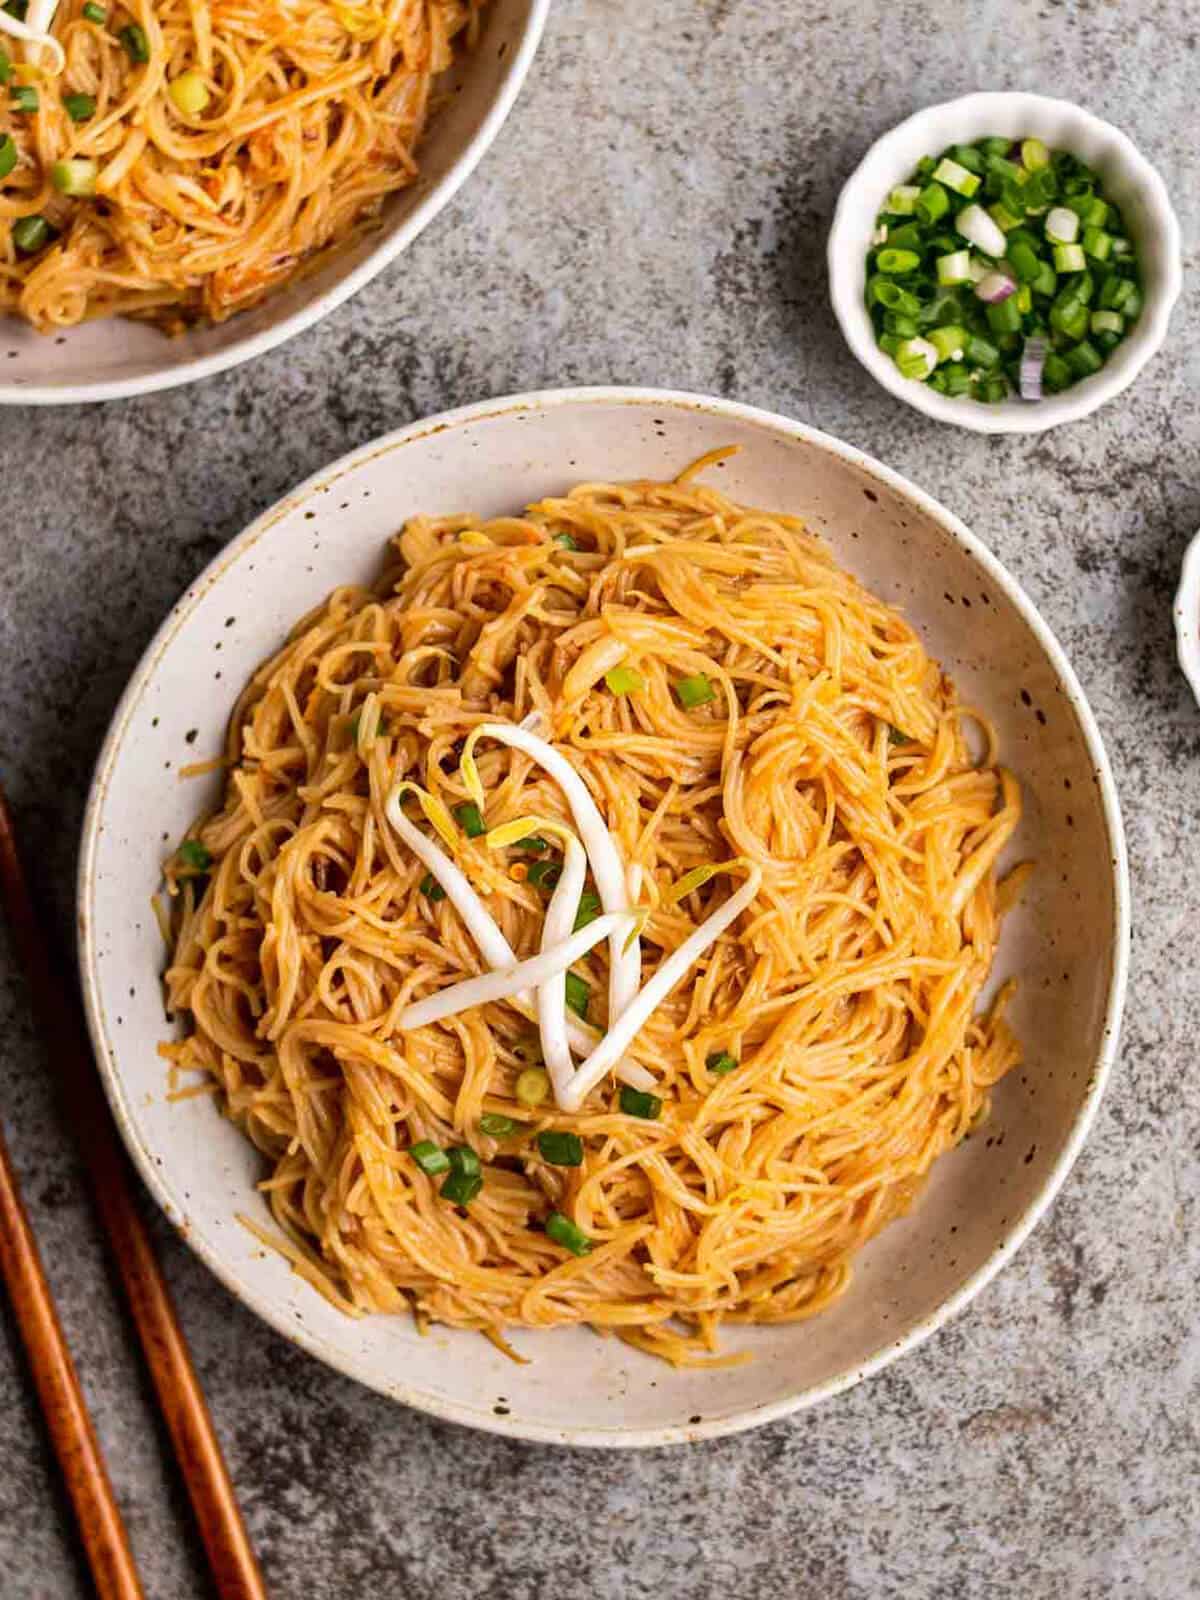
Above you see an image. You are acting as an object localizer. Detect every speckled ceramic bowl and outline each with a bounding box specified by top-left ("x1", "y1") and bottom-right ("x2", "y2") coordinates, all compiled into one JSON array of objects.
[
  {"x1": 78, "y1": 388, "x2": 1130, "y2": 1446},
  {"x1": 0, "y1": 0, "x2": 548, "y2": 405}
]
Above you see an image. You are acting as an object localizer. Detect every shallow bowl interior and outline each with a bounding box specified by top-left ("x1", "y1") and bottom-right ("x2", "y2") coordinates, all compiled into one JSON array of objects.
[
  {"x1": 0, "y1": 0, "x2": 545, "y2": 404},
  {"x1": 828, "y1": 91, "x2": 1182, "y2": 434},
  {"x1": 79, "y1": 389, "x2": 1128, "y2": 1445}
]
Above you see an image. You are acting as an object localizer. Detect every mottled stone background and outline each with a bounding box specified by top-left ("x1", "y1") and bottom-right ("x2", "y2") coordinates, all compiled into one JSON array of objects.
[{"x1": 1, "y1": 1, "x2": 1198, "y2": 1595}]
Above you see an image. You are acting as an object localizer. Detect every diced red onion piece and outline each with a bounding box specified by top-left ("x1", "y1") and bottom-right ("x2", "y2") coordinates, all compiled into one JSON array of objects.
[
  {"x1": 1020, "y1": 337, "x2": 1047, "y2": 402},
  {"x1": 975, "y1": 271, "x2": 1017, "y2": 305}
]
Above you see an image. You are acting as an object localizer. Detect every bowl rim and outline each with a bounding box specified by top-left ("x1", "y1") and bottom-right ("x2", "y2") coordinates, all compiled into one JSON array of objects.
[
  {"x1": 77, "y1": 385, "x2": 1132, "y2": 1446},
  {"x1": 827, "y1": 90, "x2": 1184, "y2": 435},
  {"x1": 1173, "y1": 528, "x2": 1200, "y2": 707},
  {"x1": 0, "y1": 0, "x2": 550, "y2": 408}
]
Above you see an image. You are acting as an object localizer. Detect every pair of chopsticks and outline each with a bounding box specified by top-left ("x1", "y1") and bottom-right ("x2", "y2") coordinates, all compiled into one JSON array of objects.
[{"x1": 0, "y1": 784, "x2": 268, "y2": 1600}]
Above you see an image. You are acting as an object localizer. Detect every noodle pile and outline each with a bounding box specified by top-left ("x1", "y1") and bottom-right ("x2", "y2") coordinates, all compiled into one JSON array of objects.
[
  {"x1": 0, "y1": 0, "x2": 482, "y2": 330},
  {"x1": 161, "y1": 458, "x2": 1024, "y2": 1366}
]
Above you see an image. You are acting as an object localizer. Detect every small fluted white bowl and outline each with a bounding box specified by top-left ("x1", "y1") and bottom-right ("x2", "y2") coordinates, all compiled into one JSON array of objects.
[
  {"x1": 1174, "y1": 530, "x2": 1200, "y2": 707},
  {"x1": 828, "y1": 92, "x2": 1183, "y2": 433}
]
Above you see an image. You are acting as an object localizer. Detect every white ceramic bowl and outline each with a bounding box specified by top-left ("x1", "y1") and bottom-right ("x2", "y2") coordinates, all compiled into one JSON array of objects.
[
  {"x1": 828, "y1": 92, "x2": 1183, "y2": 433},
  {"x1": 1174, "y1": 529, "x2": 1200, "y2": 707},
  {"x1": 78, "y1": 388, "x2": 1130, "y2": 1445},
  {"x1": 0, "y1": 0, "x2": 548, "y2": 406}
]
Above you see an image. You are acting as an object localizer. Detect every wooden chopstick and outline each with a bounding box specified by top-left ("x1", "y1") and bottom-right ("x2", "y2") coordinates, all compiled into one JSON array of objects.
[
  {"x1": 0, "y1": 784, "x2": 269, "y2": 1600},
  {"x1": 0, "y1": 1122, "x2": 145, "y2": 1600}
]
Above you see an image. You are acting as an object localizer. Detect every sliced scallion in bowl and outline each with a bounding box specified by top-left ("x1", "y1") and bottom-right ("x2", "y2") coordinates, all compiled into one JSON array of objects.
[{"x1": 865, "y1": 137, "x2": 1142, "y2": 404}]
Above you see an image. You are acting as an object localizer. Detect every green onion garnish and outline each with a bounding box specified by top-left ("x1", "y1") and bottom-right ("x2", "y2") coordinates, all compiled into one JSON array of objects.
[
  {"x1": 3, "y1": 0, "x2": 27, "y2": 20},
  {"x1": 515, "y1": 1067, "x2": 550, "y2": 1106},
  {"x1": 50, "y1": 159, "x2": 98, "y2": 197},
  {"x1": 536, "y1": 1130, "x2": 583, "y2": 1167},
  {"x1": 409, "y1": 1140, "x2": 451, "y2": 1176},
  {"x1": 440, "y1": 1169, "x2": 482, "y2": 1206},
  {"x1": 0, "y1": 50, "x2": 11, "y2": 83},
  {"x1": 618, "y1": 1085, "x2": 662, "y2": 1119},
  {"x1": 604, "y1": 665, "x2": 645, "y2": 696},
  {"x1": 63, "y1": 93, "x2": 96, "y2": 122},
  {"x1": 564, "y1": 972, "x2": 589, "y2": 1020},
  {"x1": 479, "y1": 1113, "x2": 518, "y2": 1137},
  {"x1": 526, "y1": 859, "x2": 561, "y2": 891},
  {"x1": 706, "y1": 1050, "x2": 738, "y2": 1076},
  {"x1": 0, "y1": 135, "x2": 17, "y2": 180},
  {"x1": 446, "y1": 1145, "x2": 481, "y2": 1179},
  {"x1": 11, "y1": 215, "x2": 50, "y2": 254},
  {"x1": 545, "y1": 1210, "x2": 593, "y2": 1256},
  {"x1": 82, "y1": 1, "x2": 107, "y2": 19},
  {"x1": 553, "y1": 533, "x2": 577, "y2": 551},
  {"x1": 674, "y1": 673, "x2": 715, "y2": 710},
  {"x1": 10, "y1": 85, "x2": 37, "y2": 112},
  {"x1": 419, "y1": 873, "x2": 447, "y2": 903},
  {"x1": 119, "y1": 22, "x2": 149, "y2": 61},
  {"x1": 572, "y1": 892, "x2": 601, "y2": 932},
  {"x1": 454, "y1": 801, "x2": 486, "y2": 838},
  {"x1": 514, "y1": 834, "x2": 548, "y2": 854},
  {"x1": 178, "y1": 839, "x2": 212, "y2": 871}
]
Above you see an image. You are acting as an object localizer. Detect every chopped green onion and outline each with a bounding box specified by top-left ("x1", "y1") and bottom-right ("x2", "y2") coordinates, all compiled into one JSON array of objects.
[
  {"x1": 895, "y1": 336, "x2": 938, "y2": 380},
  {"x1": 545, "y1": 1210, "x2": 593, "y2": 1256},
  {"x1": 564, "y1": 972, "x2": 589, "y2": 1020},
  {"x1": 572, "y1": 891, "x2": 601, "y2": 932},
  {"x1": 409, "y1": 1140, "x2": 451, "y2": 1176},
  {"x1": 440, "y1": 1169, "x2": 482, "y2": 1206},
  {"x1": 11, "y1": 215, "x2": 50, "y2": 253},
  {"x1": 178, "y1": 839, "x2": 212, "y2": 871},
  {"x1": 965, "y1": 333, "x2": 999, "y2": 369},
  {"x1": 419, "y1": 872, "x2": 447, "y2": 903},
  {"x1": 935, "y1": 250, "x2": 972, "y2": 286},
  {"x1": 515, "y1": 834, "x2": 548, "y2": 854},
  {"x1": 1045, "y1": 206, "x2": 1080, "y2": 244},
  {"x1": 1053, "y1": 242, "x2": 1086, "y2": 274},
  {"x1": 886, "y1": 184, "x2": 921, "y2": 215},
  {"x1": 987, "y1": 201, "x2": 1021, "y2": 233},
  {"x1": 526, "y1": 859, "x2": 562, "y2": 891},
  {"x1": 618, "y1": 1085, "x2": 662, "y2": 1119},
  {"x1": 928, "y1": 324, "x2": 968, "y2": 364},
  {"x1": 9, "y1": 85, "x2": 38, "y2": 112},
  {"x1": 1065, "y1": 340, "x2": 1103, "y2": 378},
  {"x1": 871, "y1": 280, "x2": 921, "y2": 316},
  {"x1": 3, "y1": 0, "x2": 27, "y2": 19},
  {"x1": 167, "y1": 69, "x2": 209, "y2": 116},
  {"x1": 706, "y1": 1050, "x2": 738, "y2": 1076},
  {"x1": 932, "y1": 157, "x2": 980, "y2": 198},
  {"x1": 446, "y1": 1145, "x2": 481, "y2": 1179},
  {"x1": 479, "y1": 1113, "x2": 519, "y2": 1137},
  {"x1": 553, "y1": 532, "x2": 577, "y2": 551},
  {"x1": 0, "y1": 135, "x2": 17, "y2": 180},
  {"x1": 63, "y1": 92, "x2": 96, "y2": 122},
  {"x1": 1021, "y1": 138, "x2": 1050, "y2": 171},
  {"x1": 515, "y1": 1066, "x2": 550, "y2": 1106},
  {"x1": 536, "y1": 1129, "x2": 584, "y2": 1167},
  {"x1": 875, "y1": 246, "x2": 920, "y2": 275},
  {"x1": 1007, "y1": 240, "x2": 1042, "y2": 283},
  {"x1": 1090, "y1": 309, "x2": 1123, "y2": 336},
  {"x1": 1081, "y1": 226, "x2": 1112, "y2": 261},
  {"x1": 604, "y1": 665, "x2": 645, "y2": 696},
  {"x1": 119, "y1": 22, "x2": 149, "y2": 62},
  {"x1": 82, "y1": 1, "x2": 107, "y2": 19},
  {"x1": 50, "y1": 159, "x2": 97, "y2": 197},
  {"x1": 915, "y1": 183, "x2": 949, "y2": 225},
  {"x1": 985, "y1": 295, "x2": 1022, "y2": 335},
  {"x1": 0, "y1": 50, "x2": 11, "y2": 84},
  {"x1": 454, "y1": 800, "x2": 486, "y2": 838},
  {"x1": 674, "y1": 673, "x2": 715, "y2": 710}
]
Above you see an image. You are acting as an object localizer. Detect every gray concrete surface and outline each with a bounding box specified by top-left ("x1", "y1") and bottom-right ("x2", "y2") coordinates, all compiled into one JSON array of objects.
[{"x1": 1, "y1": 1, "x2": 1198, "y2": 1595}]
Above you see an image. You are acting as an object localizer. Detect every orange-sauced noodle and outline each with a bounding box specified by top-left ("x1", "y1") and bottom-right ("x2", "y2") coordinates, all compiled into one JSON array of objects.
[
  {"x1": 160, "y1": 456, "x2": 1025, "y2": 1366},
  {"x1": 0, "y1": 0, "x2": 483, "y2": 331}
]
